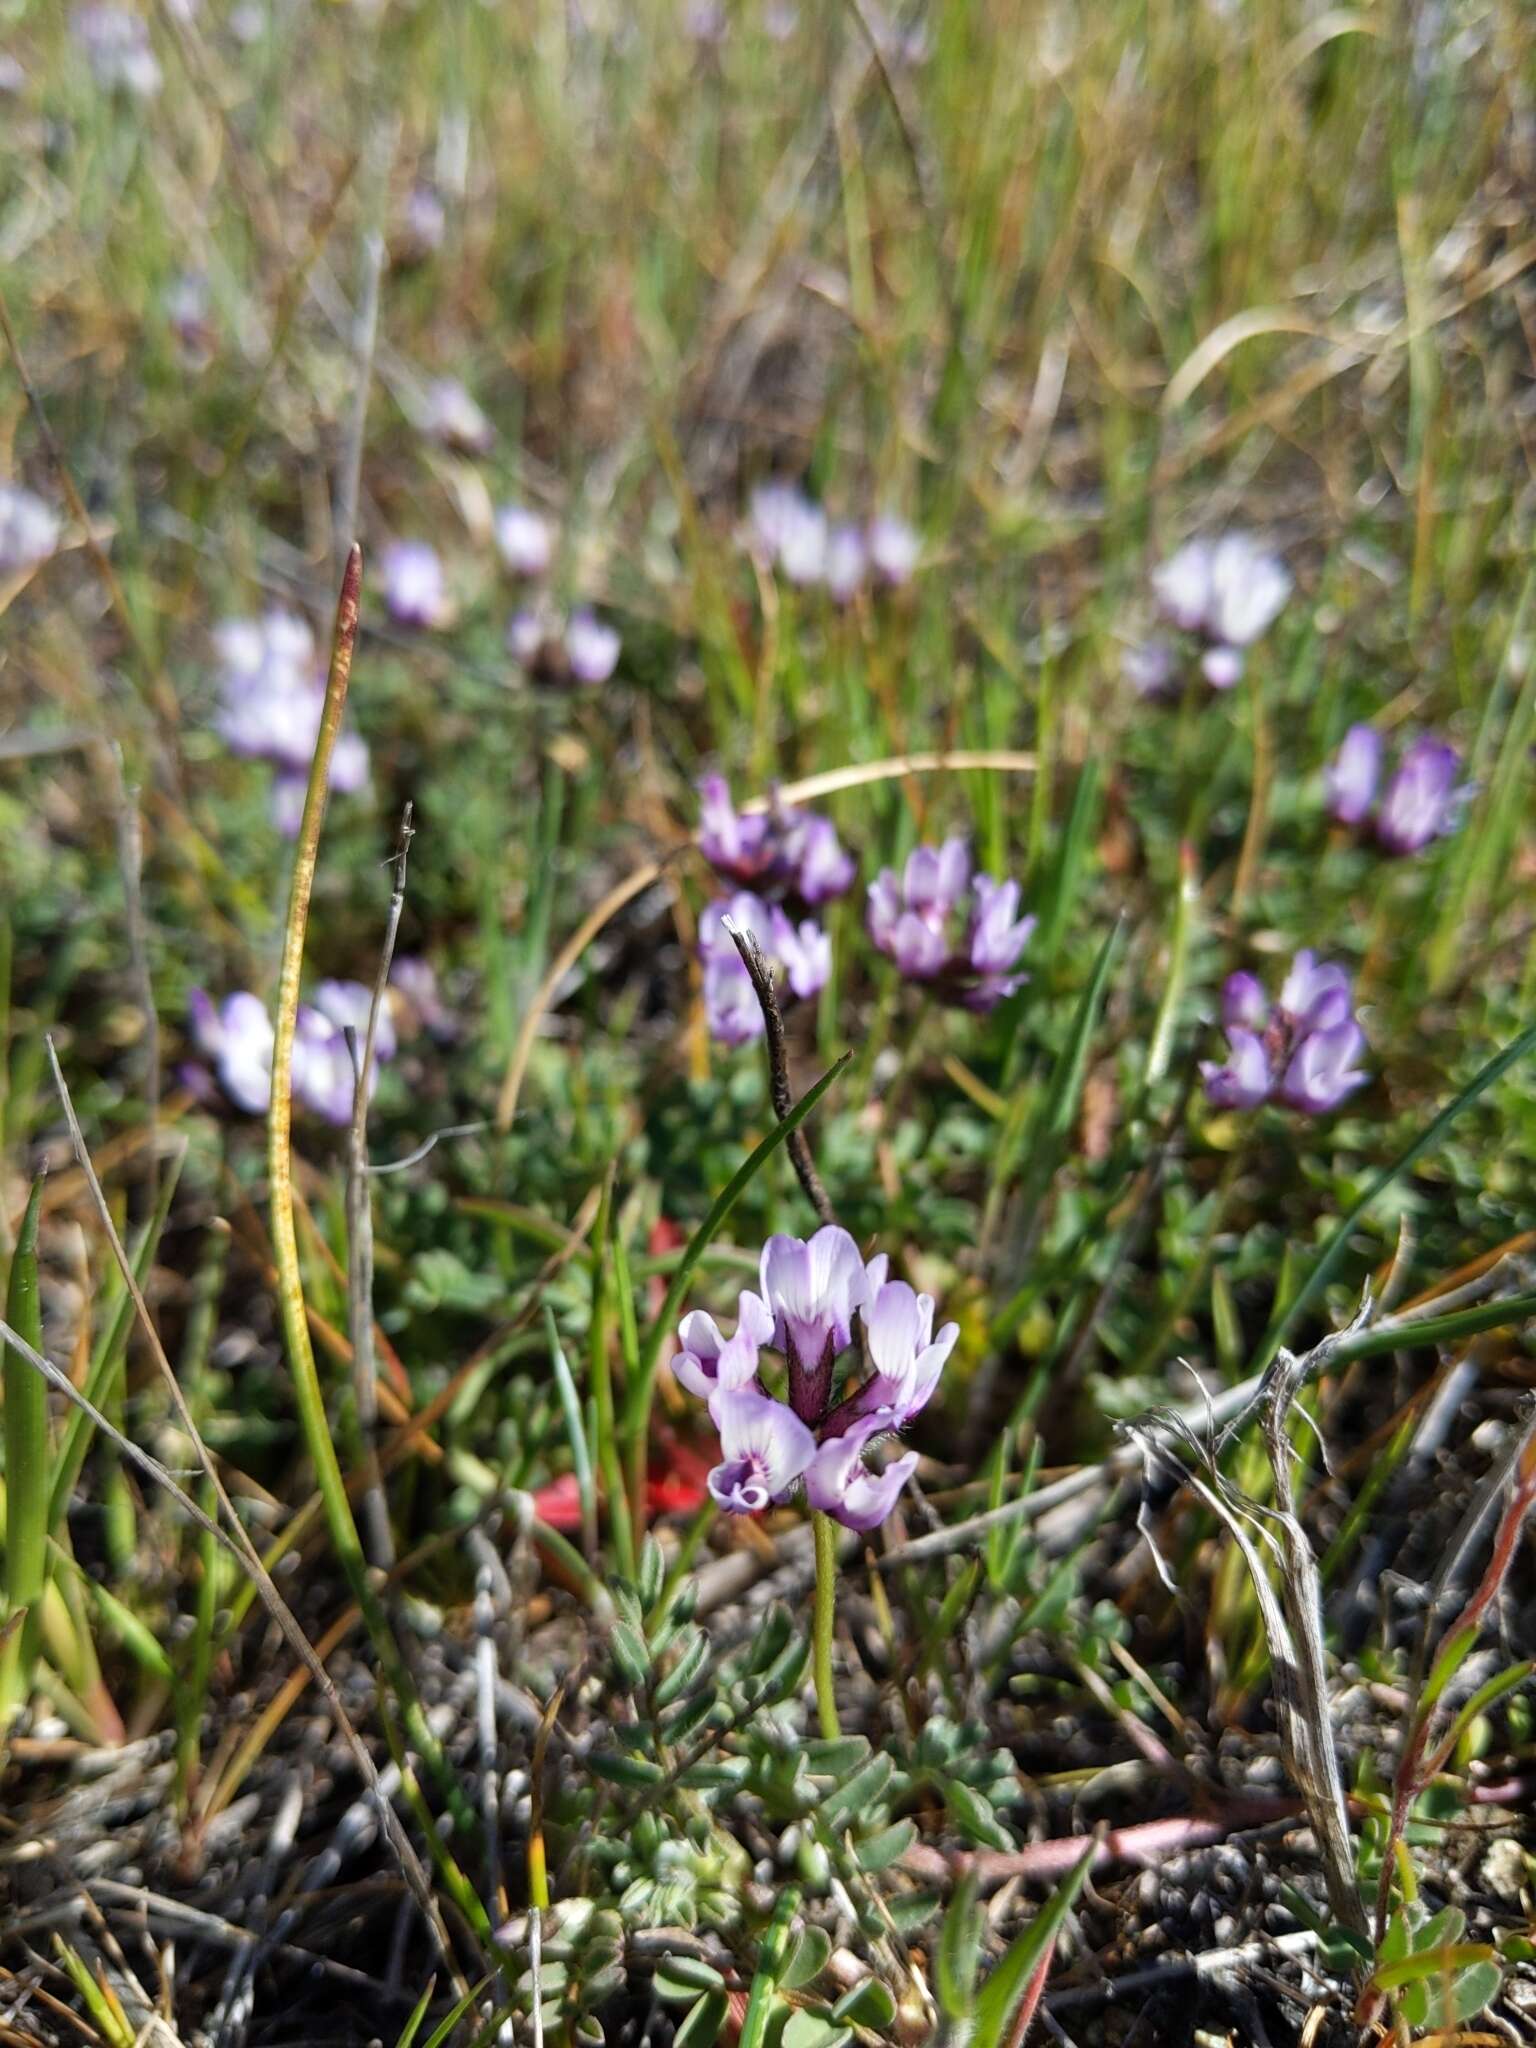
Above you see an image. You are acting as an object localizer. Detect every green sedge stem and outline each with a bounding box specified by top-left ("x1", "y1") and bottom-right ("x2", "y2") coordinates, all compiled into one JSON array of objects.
[
  {"x1": 812, "y1": 1510, "x2": 841, "y2": 1740},
  {"x1": 1, "y1": 1179, "x2": 46, "y2": 1728}
]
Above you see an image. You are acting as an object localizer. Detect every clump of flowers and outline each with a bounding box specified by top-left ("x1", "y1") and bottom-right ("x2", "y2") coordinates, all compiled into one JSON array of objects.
[
  {"x1": 213, "y1": 610, "x2": 369, "y2": 835},
  {"x1": 1324, "y1": 725, "x2": 1469, "y2": 855},
  {"x1": 866, "y1": 838, "x2": 1034, "y2": 1011},
  {"x1": 697, "y1": 775, "x2": 854, "y2": 904},
  {"x1": 71, "y1": 4, "x2": 161, "y2": 96},
  {"x1": 507, "y1": 603, "x2": 621, "y2": 684},
  {"x1": 745, "y1": 481, "x2": 919, "y2": 601},
  {"x1": 697, "y1": 894, "x2": 830, "y2": 1046},
  {"x1": 379, "y1": 539, "x2": 451, "y2": 628},
  {"x1": 1133, "y1": 530, "x2": 1291, "y2": 693},
  {"x1": 674, "y1": 1226, "x2": 956, "y2": 1530},
  {"x1": 1201, "y1": 951, "x2": 1367, "y2": 1115},
  {"x1": 0, "y1": 483, "x2": 61, "y2": 581},
  {"x1": 186, "y1": 978, "x2": 403, "y2": 1125},
  {"x1": 694, "y1": 777, "x2": 852, "y2": 1044}
]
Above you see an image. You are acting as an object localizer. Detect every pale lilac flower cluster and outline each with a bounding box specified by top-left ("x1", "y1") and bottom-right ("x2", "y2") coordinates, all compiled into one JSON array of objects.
[
  {"x1": 1130, "y1": 531, "x2": 1291, "y2": 694},
  {"x1": 213, "y1": 610, "x2": 369, "y2": 835},
  {"x1": 698, "y1": 775, "x2": 855, "y2": 904},
  {"x1": 380, "y1": 539, "x2": 451, "y2": 628},
  {"x1": 698, "y1": 894, "x2": 831, "y2": 1046},
  {"x1": 0, "y1": 484, "x2": 61, "y2": 579},
  {"x1": 1201, "y1": 952, "x2": 1367, "y2": 1116},
  {"x1": 507, "y1": 601, "x2": 621, "y2": 683},
  {"x1": 746, "y1": 482, "x2": 920, "y2": 601},
  {"x1": 675, "y1": 1225, "x2": 956, "y2": 1531},
  {"x1": 866, "y1": 838, "x2": 1034, "y2": 1011},
  {"x1": 187, "y1": 978, "x2": 402, "y2": 1125},
  {"x1": 71, "y1": 4, "x2": 161, "y2": 95},
  {"x1": 695, "y1": 778, "x2": 852, "y2": 1043},
  {"x1": 1324, "y1": 725, "x2": 1468, "y2": 855}
]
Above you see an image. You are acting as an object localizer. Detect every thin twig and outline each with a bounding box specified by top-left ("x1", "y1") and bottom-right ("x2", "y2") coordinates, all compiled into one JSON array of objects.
[
  {"x1": 723, "y1": 917, "x2": 835, "y2": 1226},
  {"x1": 108, "y1": 752, "x2": 160, "y2": 1213},
  {"x1": 368, "y1": 1120, "x2": 489, "y2": 1176}
]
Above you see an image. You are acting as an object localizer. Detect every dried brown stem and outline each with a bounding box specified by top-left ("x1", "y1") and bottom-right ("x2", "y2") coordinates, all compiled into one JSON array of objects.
[{"x1": 723, "y1": 918, "x2": 836, "y2": 1227}]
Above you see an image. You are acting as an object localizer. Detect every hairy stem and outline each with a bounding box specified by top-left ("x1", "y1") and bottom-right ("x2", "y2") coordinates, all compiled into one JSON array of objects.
[{"x1": 812, "y1": 1509, "x2": 841, "y2": 1740}]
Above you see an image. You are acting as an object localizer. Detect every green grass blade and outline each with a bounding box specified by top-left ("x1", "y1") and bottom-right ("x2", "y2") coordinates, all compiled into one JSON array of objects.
[
  {"x1": 48, "y1": 1151, "x2": 182, "y2": 1537},
  {"x1": 1250, "y1": 1019, "x2": 1536, "y2": 1374},
  {"x1": 1, "y1": 1178, "x2": 47, "y2": 1727},
  {"x1": 971, "y1": 1837, "x2": 1096, "y2": 2048}
]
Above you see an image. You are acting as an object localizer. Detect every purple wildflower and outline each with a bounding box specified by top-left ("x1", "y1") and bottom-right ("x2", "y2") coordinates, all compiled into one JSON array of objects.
[
  {"x1": 1150, "y1": 531, "x2": 1290, "y2": 690},
  {"x1": 164, "y1": 271, "x2": 216, "y2": 367},
  {"x1": 1200, "y1": 644, "x2": 1245, "y2": 691},
  {"x1": 825, "y1": 524, "x2": 868, "y2": 605},
  {"x1": 676, "y1": 1229, "x2": 957, "y2": 1531},
  {"x1": 696, "y1": 775, "x2": 855, "y2": 905},
  {"x1": 673, "y1": 1292, "x2": 775, "y2": 1401},
  {"x1": 213, "y1": 610, "x2": 369, "y2": 835},
  {"x1": 72, "y1": 4, "x2": 161, "y2": 94},
  {"x1": 1324, "y1": 724, "x2": 1384, "y2": 827},
  {"x1": 1322, "y1": 727, "x2": 1467, "y2": 854},
  {"x1": 506, "y1": 604, "x2": 553, "y2": 667},
  {"x1": 564, "y1": 609, "x2": 621, "y2": 684},
  {"x1": 698, "y1": 893, "x2": 830, "y2": 1046},
  {"x1": 380, "y1": 540, "x2": 450, "y2": 628},
  {"x1": 851, "y1": 1278, "x2": 958, "y2": 1428},
  {"x1": 747, "y1": 481, "x2": 827, "y2": 586},
  {"x1": 805, "y1": 1415, "x2": 918, "y2": 1531},
  {"x1": 188, "y1": 990, "x2": 274, "y2": 1115},
  {"x1": 0, "y1": 483, "x2": 60, "y2": 579},
  {"x1": 866, "y1": 838, "x2": 1034, "y2": 1010},
  {"x1": 389, "y1": 956, "x2": 457, "y2": 1041},
  {"x1": 420, "y1": 377, "x2": 493, "y2": 455},
  {"x1": 313, "y1": 978, "x2": 398, "y2": 1063},
  {"x1": 495, "y1": 503, "x2": 553, "y2": 578},
  {"x1": 395, "y1": 185, "x2": 446, "y2": 264},
  {"x1": 293, "y1": 1007, "x2": 359, "y2": 1125},
  {"x1": 705, "y1": 1389, "x2": 816, "y2": 1514},
  {"x1": 1200, "y1": 950, "x2": 1367, "y2": 1116},
  {"x1": 1122, "y1": 638, "x2": 1178, "y2": 701},
  {"x1": 187, "y1": 989, "x2": 390, "y2": 1124},
  {"x1": 866, "y1": 511, "x2": 920, "y2": 586},
  {"x1": 1376, "y1": 737, "x2": 1466, "y2": 855}
]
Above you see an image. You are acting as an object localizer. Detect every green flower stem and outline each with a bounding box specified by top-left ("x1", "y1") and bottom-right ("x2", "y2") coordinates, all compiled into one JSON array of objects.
[
  {"x1": 812, "y1": 1509, "x2": 841, "y2": 1740},
  {"x1": 1, "y1": 1179, "x2": 46, "y2": 1729}
]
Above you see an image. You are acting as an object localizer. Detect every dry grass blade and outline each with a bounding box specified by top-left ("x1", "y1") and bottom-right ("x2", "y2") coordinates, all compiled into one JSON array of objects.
[{"x1": 723, "y1": 916, "x2": 836, "y2": 1226}]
